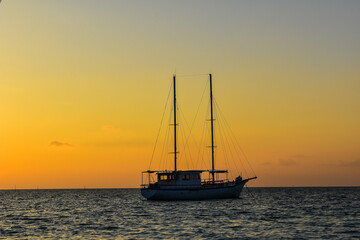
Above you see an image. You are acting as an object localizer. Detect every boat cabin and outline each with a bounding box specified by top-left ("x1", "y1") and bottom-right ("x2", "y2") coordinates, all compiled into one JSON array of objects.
[
  {"x1": 142, "y1": 169, "x2": 231, "y2": 190},
  {"x1": 157, "y1": 171, "x2": 202, "y2": 187},
  {"x1": 142, "y1": 170, "x2": 204, "y2": 189}
]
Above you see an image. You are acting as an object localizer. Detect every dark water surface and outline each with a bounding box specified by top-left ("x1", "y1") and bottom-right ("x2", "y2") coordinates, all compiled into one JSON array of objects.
[{"x1": 0, "y1": 187, "x2": 359, "y2": 239}]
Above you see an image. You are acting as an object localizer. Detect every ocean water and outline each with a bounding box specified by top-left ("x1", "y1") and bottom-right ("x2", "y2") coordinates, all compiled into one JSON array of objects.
[{"x1": 0, "y1": 187, "x2": 359, "y2": 239}]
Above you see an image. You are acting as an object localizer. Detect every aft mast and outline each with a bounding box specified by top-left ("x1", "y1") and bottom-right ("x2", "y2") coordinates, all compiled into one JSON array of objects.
[
  {"x1": 173, "y1": 75, "x2": 177, "y2": 172},
  {"x1": 210, "y1": 74, "x2": 215, "y2": 183}
]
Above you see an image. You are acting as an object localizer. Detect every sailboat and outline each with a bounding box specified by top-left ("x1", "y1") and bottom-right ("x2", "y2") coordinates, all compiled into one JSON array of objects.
[{"x1": 141, "y1": 74, "x2": 257, "y2": 200}]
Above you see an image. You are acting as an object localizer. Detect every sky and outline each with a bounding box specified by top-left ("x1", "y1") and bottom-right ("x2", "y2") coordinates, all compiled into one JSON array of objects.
[{"x1": 1, "y1": 0, "x2": 359, "y2": 188}]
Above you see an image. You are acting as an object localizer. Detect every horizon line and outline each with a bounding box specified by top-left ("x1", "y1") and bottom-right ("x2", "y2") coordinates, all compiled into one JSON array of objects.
[{"x1": 1, "y1": 186, "x2": 359, "y2": 191}]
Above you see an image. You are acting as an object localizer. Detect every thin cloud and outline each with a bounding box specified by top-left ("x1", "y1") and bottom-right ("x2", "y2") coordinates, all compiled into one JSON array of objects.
[
  {"x1": 344, "y1": 160, "x2": 360, "y2": 166},
  {"x1": 102, "y1": 125, "x2": 117, "y2": 131},
  {"x1": 262, "y1": 161, "x2": 272, "y2": 165},
  {"x1": 292, "y1": 154, "x2": 312, "y2": 159},
  {"x1": 279, "y1": 158, "x2": 299, "y2": 166},
  {"x1": 332, "y1": 160, "x2": 360, "y2": 167},
  {"x1": 50, "y1": 141, "x2": 72, "y2": 147}
]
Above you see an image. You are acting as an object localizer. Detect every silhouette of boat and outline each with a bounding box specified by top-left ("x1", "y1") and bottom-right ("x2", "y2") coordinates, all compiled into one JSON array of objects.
[{"x1": 141, "y1": 74, "x2": 256, "y2": 200}]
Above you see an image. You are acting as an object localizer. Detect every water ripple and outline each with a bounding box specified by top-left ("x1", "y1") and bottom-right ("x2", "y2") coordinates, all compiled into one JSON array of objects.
[{"x1": 0, "y1": 188, "x2": 359, "y2": 239}]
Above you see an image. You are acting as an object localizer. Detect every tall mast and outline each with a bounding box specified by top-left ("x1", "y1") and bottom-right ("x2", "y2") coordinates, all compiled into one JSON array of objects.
[
  {"x1": 210, "y1": 74, "x2": 215, "y2": 183},
  {"x1": 173, "y1": 75, "x2": 177, "y2": 172}
]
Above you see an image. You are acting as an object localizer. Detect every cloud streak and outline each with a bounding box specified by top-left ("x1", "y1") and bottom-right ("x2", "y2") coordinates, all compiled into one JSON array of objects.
[
  {"x1": 279, "y1": 158, "x2": 299, "y2": 166},
  {"x1": 102, "y1": 125, "x2": 117, "y2": 131},
  {"x1": 330, "y1": 160, "x2": 360, "y2": 167},
  {"x1": 292, "y1": 154, "x2": 312, "y2": 159},
  {"x1": 50, "y1": 141, "x2": 72, "y2": 147},
  {"x1": 262, "y1": 161, "x2": 272, "y2": 165}
]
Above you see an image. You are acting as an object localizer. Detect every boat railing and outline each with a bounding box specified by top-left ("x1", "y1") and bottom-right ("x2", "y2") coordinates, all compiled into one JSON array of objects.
[
  {"x1": 141, "y1": 171, "x2": 158, "y2": 187},
  {"x1": 201, "y1": 178, "x2": 229, "y2": 184},
  {"x1": 201, "y1": 179, "x2": 235, "y2": 187},
  {"x1": 141, "y1": 170, "x2": 234, "y2": 188}
]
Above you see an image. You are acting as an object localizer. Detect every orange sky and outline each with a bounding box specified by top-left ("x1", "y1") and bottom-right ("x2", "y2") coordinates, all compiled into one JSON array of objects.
[{"x1": 1, "y1": 1, "x2": 359, "y2": 188}]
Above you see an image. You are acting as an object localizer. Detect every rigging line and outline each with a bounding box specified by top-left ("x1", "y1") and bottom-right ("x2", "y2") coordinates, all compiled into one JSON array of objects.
[
  {"x1": 181, "y1": 113, "x2": 194, "y2": 170},
  {"x1": 202, "y1": 100, "x2": 212, "y2": 170},
  {"x1": 162, "y1": 100, "x2": 173, "y2": 170},
  {"x1": 183, "y1": 118, "x2": 193, "y2": 170},
  {"x1": 215, "y1": 105, "x2": 230, "y2": 173},
  {"x1": 149, "y1": 82, "x2": 173, "y2": 170},
  {"x1": 198, "y1": 99, "x2": 210, "y2": 169},
  {"x1": 195, "y1": 106, "x2": 208, "y2": 169},
  {"x1": 180, "y1": 107, "x2": 199, "y2": 169},
  {"x1": 164, "y1": 102, "x2": 174, "y2": 170},
  {"x1": 198, "y1": 119, "x2": 207, "y2": 169},
  {"x1": 215, "y1": 99, "x2": 249, "y2": 177},
  {"x1": 216, "y1": 106, "x2": 231, "y2": 179},
  {"x1": 214, "y1": 98, "x2": 249, "y2": 178},
  {"x1": 177, "y1": 109, "x2": 190, "y2": 170},
  {"x1": 219, "y1": 110, "x2": 249, "y2": 179},
  {"x1": 215, "y1": 98, "x2": 256, "y2": 176},
  {"x1": 158, "y1": 115, "x2": 169, "y2": 170},
  {"x1": 202, "y1": 121, "x2": 211, "y2": 170},
  {"x1": 216, "y1": 105, "x2": 242, "y2": 176},
  {"x1": 178, "y1": 80, "x2": 208, "y2": 168},
  {"x1": 176, "y1": 73, "x2": 209, "y2": 78},
  {"x1": 163, "y1": 124, "x2": 171, "y2": 171},
  {"x1": 214, "y1": 99, "x2": 257, "y2": 177},
  {"x1": 159, "y1": 100, "x2": 173, "y2": 171},
  {"x1": 177, "y1": 105, "x2": 194, "y2": 169},
  {"x1": 185, "y1": 126, "x2": 195, "y2": 170}
]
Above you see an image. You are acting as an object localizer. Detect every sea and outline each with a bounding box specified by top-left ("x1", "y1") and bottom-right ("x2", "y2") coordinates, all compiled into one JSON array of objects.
[{"x1": 0, "y1": 187, "x2": 359, "y2": 239}]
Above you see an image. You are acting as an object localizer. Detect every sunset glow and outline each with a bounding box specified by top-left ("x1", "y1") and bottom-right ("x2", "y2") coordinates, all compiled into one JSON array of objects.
[{"x1": 1, "y1": 1, "x2": 359, "y2": 188}]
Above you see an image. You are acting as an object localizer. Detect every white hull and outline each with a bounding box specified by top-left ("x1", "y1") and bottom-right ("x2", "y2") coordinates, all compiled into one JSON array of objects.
[{"x1": 141, "y1": 181, "x2": 247, "y2": 200}]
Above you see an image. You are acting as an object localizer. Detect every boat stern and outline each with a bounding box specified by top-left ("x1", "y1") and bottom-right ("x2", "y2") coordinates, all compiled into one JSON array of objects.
[{"x1": 141, "y1": 188, "x2": 157, "y2": 200}]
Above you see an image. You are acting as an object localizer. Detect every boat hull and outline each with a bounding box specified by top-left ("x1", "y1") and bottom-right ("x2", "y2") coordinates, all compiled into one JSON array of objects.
[{"x1": 141, "y1": 181, "x2": 247, "y2": 200}]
